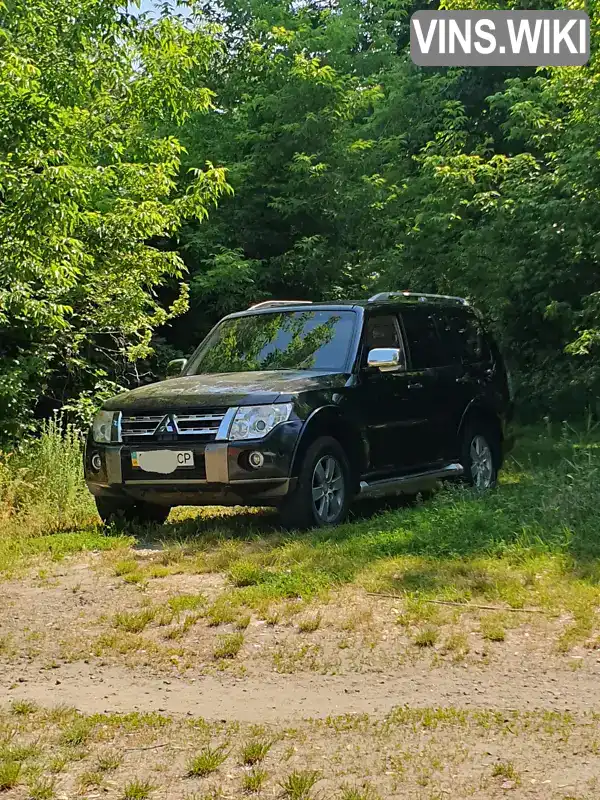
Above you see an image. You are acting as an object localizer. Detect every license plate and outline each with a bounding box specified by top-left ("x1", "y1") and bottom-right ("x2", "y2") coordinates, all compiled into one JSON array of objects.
[{"x1": 131, "y1": 450, "x2": 194, "y2": 474}]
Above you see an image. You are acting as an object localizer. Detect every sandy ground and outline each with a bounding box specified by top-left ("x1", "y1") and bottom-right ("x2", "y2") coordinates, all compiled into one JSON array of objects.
[{"x1": 1, "y1": 552, "x2": 600, "y2": 798}]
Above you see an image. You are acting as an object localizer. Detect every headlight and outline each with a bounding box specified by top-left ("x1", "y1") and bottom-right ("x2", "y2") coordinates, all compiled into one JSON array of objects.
[
  {"x1": 229, "y1": 403, "x2": 293, "y2": 441},
  {"x1": 92, "y1": 410, "x2": 120, "y2": 444}
]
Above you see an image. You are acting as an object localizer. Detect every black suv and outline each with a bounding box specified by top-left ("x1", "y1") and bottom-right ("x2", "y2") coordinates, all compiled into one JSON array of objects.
[{"x1": 85, "y1": 292, "x2": 513, "y2": 528}]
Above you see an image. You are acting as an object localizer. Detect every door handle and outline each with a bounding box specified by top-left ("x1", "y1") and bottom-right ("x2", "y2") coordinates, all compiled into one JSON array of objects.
[{"x1": 408, "y1": 381, "x2": 423, "y2": 390}]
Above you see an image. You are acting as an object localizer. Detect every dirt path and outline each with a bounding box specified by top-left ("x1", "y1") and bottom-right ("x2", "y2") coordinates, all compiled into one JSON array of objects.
[
  {"x1": 2, "y1": 555, "x2": 600, "y2": 723},
  {"x1": 3, "y1": 555, "x2": 600, "y2": 798},
  {"x1": 3, "y1": 657, "x2": 599, "y2": 721}
]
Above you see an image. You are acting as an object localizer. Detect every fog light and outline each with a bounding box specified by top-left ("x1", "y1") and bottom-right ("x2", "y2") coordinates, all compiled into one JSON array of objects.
[
  {"x1": 91, "y1": 452, "x2": 102, "y2": 472},
  {"x1": 248, "y1": 451, "x2": 265, "y2": 469}
]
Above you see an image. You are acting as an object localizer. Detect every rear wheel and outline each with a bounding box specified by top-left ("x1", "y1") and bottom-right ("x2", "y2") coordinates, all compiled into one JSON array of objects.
[
  {"x1": 461, "y1": 422, "x2": 499, "y2": 490},
  {"x1": 279, "y1": 436, "x2": 352, "y2": 529},
  {"x1": 95, "y1": 496, "x2": 171, "y2": 527}
]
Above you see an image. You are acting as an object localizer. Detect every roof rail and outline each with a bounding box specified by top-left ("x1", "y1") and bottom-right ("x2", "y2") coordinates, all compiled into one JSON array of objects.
[
  {"x1": 368, "y1": 291, "x2": 469, "y2": 306},
  {"x1": 248, "y1": 300, "x2": 313, "y2": 310}
]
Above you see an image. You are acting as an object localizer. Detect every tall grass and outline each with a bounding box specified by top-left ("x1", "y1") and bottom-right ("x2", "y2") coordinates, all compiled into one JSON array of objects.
[{"x1": 0, "y1": 416, "x2": 96, "y2": 536}]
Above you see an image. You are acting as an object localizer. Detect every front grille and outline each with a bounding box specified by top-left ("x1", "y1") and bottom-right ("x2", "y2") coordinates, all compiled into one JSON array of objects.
[
  {"x1": 121, "y1": 410, "x2": 227, "y2": 443},
  {"x1": 121, "y1": 415, "x2": 164, "y2": 438}
]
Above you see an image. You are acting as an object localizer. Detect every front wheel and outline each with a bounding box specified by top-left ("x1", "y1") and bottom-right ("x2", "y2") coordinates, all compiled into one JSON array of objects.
[
  {"x1": 279, "y1": 436, "x2": 352, "y2": 529},
  {"x1": 461, "y1": 424, "x2": 499, "y2": 490},
  {"x1": 95, "y1": 496, "x2": 171, "y2": 527}
]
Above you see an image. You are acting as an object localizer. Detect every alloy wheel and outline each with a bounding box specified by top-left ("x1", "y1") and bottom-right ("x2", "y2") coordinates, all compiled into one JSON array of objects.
[
  {"x1": 311, "y1": 454, "x2": 345, "y2": 523},
  {"x1": 470, "y1": 434, "x2": 494, "y2": 488}
]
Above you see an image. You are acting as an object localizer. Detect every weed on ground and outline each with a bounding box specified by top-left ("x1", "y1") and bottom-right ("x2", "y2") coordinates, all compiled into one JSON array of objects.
[{"x1": 0, "y1": 702, "x2": 595, "y2": 798}]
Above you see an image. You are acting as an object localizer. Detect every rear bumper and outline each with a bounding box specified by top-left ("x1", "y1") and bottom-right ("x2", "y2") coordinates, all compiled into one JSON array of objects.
[{"x1": 85, "y1": 420, "x2": 302, "y2": 507}]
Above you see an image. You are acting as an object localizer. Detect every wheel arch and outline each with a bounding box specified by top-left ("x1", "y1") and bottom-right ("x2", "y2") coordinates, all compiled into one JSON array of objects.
[
  {"x1": 458, "y1": 401, "x2": 504, "y2": 467},
  {"x1": 291, "y1": 407, "x2": 367, "y2": 492}
]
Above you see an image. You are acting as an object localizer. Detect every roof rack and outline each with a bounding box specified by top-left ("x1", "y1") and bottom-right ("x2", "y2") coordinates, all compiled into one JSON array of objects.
[
  {"x1": 248, "y1": 300, "x2": 313, "y2": 310},
  {"x1": 368, "y1": 291, "x2": 469, "y2": 306}
]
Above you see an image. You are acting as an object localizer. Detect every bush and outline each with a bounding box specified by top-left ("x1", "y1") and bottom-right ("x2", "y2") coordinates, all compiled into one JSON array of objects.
[{"x1": 0, "y1": 416, "x2": 96, "y2": 536}]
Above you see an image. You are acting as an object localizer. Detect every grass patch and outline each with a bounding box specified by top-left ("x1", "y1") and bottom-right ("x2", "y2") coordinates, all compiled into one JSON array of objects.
[
  {"x1": 413, "y1": 627, "x2": 439, "y2": 648},
  {"x1": 47, "y1": 755, "x2": 68, "y2": 774},
  {"x1": 27, "y1": 776, "x2": 56, "y2": 799},
  {"x1": 60, "y1": 717, "x2": 94, "y2": 747},
  {"x1": 0, "y1": 528, "x2": 127, "y2": 579},
  {"x1": 97, "y1": 749, "x2": 122, "y2": 771},
  {"x1": 242, "y1": 767, "x2": 268, "y2": 793},
  {"x1": 206, "y1": 597, "x2": 240, "y2": 627},
  {"x1": 0, "y1": 703, "x2": 589, "y2": 799},
  {"x1": 91, "y1": 711, "x2": 171, "y2": 733},
  {"x1": 113, "y1": 608, "x2": 156, "y2": 633},
  {"x1": 213, "y1": 632, "x2": 244, "y2": 660},
  {"x1": 0, "y1": 742, "x2": 39, "y2": 762},
  {"x1": 441, "y1": 631, "x2": 470, "y2": 659},
  {"x1": 241, "y1": 738, "x2": 272, "y2": 766},
  {"x1": 165, "y1": 612, "x2": 201, "y2": 639},
  {"x1": 236, "y1": 613, "x2": 252, "y2": 630},
  {"x1": 78, "y1": 770, "x2": 104, "y2": 790},
  {"x1": 10, "y1": 699, "x2": 38, "y2": 716},
  {"x1": 279, "y1": 770, "x2": 321, "y2": 800},
  {"x1": 480, "y1": 613, "x2": 507, "y2": 642},
  {"x1": 0, "y1": 758, "x2": 21, "y2": 790},
  {"x1": 228, "y1": 559, "x2": 266, "y2": 587},
  {"x1": 557, "y1": 613, "x2": 595, "y2": 652},
  {"x1": 272, "y1": 643, "x2": 323, "y2": 673},
  {"x1": 168, "y1": 593, "x2": 206, "y2": 615},
  {"x1": 0, "y1": 419, "x2": 131, "y2": 576},
  {"x1": 491, "y1": 761, "x2": 521, "y2": 784},
  {"x1": 298, "y1": 613, "x2": 322, "y2": 633},
  {"x1": 186, "y1": 744, "x2": 228, "y2": 777},
  {"x1": 121, "y1": 779, "x2": 155, "y2": 799},
  {"x1": 114, "y1": 559, "x2": 139, "y2": 577},
  {"x1": 92, "y1": 631, "x2": 183, "y2": 663}
]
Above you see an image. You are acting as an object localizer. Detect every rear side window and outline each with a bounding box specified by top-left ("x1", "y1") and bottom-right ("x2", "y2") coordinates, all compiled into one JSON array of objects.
[
  {"x1": 437, "y1": 309, "x2": 490, "y2": 364},
  {"x1": 400, "y1": 307, "x2": 444, "y2": 369}
]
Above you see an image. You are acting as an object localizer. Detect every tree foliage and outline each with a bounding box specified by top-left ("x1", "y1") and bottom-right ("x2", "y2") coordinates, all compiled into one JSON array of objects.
[{"x1": 0, "y1": 0, "x2": 230, "y2": 437}]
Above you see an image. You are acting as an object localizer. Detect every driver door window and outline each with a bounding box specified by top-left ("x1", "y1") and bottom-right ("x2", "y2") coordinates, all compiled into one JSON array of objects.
[{"x1": 364, "y1": 315, "x2": 406, "y2": 370}]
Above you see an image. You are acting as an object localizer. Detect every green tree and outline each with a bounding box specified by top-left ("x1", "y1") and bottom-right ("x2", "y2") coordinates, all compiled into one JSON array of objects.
[{"x1": 0, "y1": 0, "x2": 230, "y2": 438}]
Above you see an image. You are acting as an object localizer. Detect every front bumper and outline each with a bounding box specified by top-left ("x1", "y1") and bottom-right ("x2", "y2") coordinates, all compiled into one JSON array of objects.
[{"x1": 85, "y1": 420, "x2": 302, "y2": 507}]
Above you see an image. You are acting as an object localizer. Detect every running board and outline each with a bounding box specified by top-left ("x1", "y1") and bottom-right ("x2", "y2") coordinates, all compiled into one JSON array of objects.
[{"x1": 359, "y1": 463, "x2": 464, "y2": 500}]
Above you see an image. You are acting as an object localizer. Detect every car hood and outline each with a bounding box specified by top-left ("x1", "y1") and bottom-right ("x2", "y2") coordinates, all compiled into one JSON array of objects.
[{"x1": 104, "y1": 370, "x2": 350, "y2": 413}]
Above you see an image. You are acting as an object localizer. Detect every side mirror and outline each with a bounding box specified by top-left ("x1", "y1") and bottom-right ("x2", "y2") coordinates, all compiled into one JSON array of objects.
[
  {"x1": 166, "y1": 358, "x2": 187, "y2": 378},
  {"x1": 367, "y1": 347, "x2": 405, "y2": 373}
]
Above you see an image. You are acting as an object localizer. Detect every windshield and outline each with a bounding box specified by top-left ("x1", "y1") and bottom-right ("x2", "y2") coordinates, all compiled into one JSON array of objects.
[{"x1": 186, "y1": 310, "x2": 357, "y2": 375}]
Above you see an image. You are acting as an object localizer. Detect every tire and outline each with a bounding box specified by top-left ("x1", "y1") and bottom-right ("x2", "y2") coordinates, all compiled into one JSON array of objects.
[
  {"x1": 461, "y1": 421, "x2": 499, "y2": 490},
  {"x1": 95, "y1": 496, "x2": 171, "y2": 527},
  {"x1": 279, "y1": 436, "x2": 352, "y2": 529}
]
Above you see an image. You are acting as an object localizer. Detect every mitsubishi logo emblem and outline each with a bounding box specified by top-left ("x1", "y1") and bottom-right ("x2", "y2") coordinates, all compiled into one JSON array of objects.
[{"x1": 156, "y1": 414, "x2": 177, "y2": 435}]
